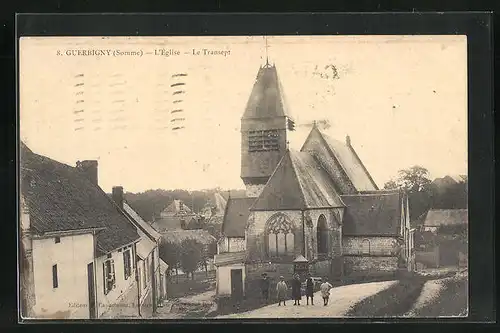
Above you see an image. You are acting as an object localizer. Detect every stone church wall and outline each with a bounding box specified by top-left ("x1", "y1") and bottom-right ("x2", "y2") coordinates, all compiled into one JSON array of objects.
[
  {"x1": 304, "y1": 209, "x2": 343, "y2": 261},
  {"x1": 218, "y1": 237, "x2": 246, "y2": 254},
  {"x1": 343, "y1": 256, "x2": 399, "y2": 274},
  {"x1": 246, "y1": 210, "x2": 303, "y2": 261}
]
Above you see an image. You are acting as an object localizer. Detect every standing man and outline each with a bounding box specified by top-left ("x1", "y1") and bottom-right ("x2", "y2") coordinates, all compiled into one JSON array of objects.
[
  {"x1": 305, "y1": 275, "x2": 314, "y2": 305},
  {"x1": 320, "y1": 278, "x2": 333, "y2": 306},
  {"x1": 260, "y1": 273, "x2": 270, "y2": 303},
  {"x1": 276, "y1": 276, "x2": 288, "y2": 306}
]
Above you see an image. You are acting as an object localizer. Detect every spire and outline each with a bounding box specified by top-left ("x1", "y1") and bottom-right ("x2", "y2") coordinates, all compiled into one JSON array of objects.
[{"x1": 265, "y1": 36, "x2": 269, "y2": 66}]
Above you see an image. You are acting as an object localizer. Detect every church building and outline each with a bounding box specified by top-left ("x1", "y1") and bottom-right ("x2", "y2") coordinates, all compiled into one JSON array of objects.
[{"x1": 214, "y1": 62, "x2": 415, "y2": 301}]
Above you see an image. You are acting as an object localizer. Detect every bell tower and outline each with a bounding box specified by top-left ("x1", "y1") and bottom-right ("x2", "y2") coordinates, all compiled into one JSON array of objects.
[{"x1": 241, "y1": 63, "x2": 295, "y2": 198}]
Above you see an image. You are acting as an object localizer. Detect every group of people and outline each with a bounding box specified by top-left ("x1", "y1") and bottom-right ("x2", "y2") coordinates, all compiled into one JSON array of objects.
[{"x1": 260, "y1": 273, "x2": 333, "y2": 307}]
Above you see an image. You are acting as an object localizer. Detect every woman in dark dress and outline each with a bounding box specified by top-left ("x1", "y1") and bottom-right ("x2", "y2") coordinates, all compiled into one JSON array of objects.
[
  {"x1": 292, "y1": 274, "x2": 302, "y2": 305},
  {"x1": 305, "y1": 275, "x2": 314, "y2": 305}
]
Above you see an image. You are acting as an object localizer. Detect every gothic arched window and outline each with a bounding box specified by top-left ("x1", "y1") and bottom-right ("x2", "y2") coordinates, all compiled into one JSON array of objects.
[
  {"x1": 317, "y1": 215, "x2": 329, "y2": 256},
  {"x1": 266, "y1": 213, "x2": 295, "y2": 258},
  {"x1": 361, "y1": 239, "x2": 371, "y2": 255}
]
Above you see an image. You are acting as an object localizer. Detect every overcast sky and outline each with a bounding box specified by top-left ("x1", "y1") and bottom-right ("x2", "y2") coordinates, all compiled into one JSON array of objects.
[{"x1": 20, "y1": 35, "x2": 468, "y2": 193}]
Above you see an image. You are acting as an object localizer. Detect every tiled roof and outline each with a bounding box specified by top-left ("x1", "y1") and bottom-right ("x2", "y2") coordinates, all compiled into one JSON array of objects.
[
  {"x1": 20, "y1": 142, "x2": 140, "y2": 256},
  {"x1": 160, "y1": 229, "x2": 216, "y2": 245},
  {"x1": 320, "y1": 131, "x2": 378, "y2": 191},
  {"x1": 222, "y1": 197, "x2": 255, "y2": 237},
  {"x1": 151, "y1": 215, "x2": 198, "y2": 232},
  {"x1": 123, "y1": 202, "x2": 162, "y2": 242},
  {"x1": 423, "y1": 209, "x2": 468, "y2": 227},
  {"x1": 341, "y1": 191, "x2": 403, "y2": 236},
  {"x1": 251, "y1": 150, "x2": 344, "y2": 210},
  {"x1": 242, "y1": 64, "x2": 289, "y2": 119},
  {"x1": 213, "y1": 251, "x2": 246, "y2": 266}
]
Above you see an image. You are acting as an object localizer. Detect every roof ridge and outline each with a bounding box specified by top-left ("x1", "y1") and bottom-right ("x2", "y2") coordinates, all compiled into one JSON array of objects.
[{"x1": 314, "y1": 129, "x2": 357, "y2": 191}]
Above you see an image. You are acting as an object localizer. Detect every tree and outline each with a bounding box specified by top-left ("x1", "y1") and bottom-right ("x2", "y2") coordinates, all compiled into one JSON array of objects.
[
  {"x1": 159, "y1": 241, "x2": 181, "y2": 283},
  {"x1": 179, "y1": 239, "x2": 204, "y2": 280},
  {"x1": 200, "y1": 242, "x2": 217, "y2": 277},
  {"x1": 386, "y1": 166, "x2": 433, "y2": 222},
  {"x1": 397, "y1": 165, "x2": 432, "y2": 193},
  {"x1": 383, "y1": 179, "x2": 399, "y2": 190}
]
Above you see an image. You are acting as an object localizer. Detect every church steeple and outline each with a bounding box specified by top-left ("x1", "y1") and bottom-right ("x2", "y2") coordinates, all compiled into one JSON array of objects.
[{"x1": 240, "y1": 62, "x2": 292, "y2": 197}]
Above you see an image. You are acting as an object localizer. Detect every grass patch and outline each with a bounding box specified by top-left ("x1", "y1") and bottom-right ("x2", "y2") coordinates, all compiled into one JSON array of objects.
[
  {"x1": 411, "y1": 274, "x2": 468, "y2": 317},
  {"x1": 345, "y1": 277, "x2": 427, "y2": 317}
]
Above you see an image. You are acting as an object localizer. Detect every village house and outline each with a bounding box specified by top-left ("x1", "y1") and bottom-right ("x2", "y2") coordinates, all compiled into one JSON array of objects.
[
  {"x1": 152, "y1": 199, "x2": 200, "y2": 232},
  {"x1": 416, "y1": 209, "x2": 468, "y2": 269},
  {"x1": 111, "y1": 186, "x2": 169, "y2": 317},
  {"x1": 20, "y1": 143, "x2": 141, "y2": 319},
  {"x1": 200, "y1": 192, "x2": 227, "y2": 238},
  {"x1": 214, "y1": 63, "x2": 415, "y2": 301}
]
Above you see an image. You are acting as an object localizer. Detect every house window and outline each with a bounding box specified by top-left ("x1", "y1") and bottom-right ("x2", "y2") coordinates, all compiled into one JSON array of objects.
[
  {"x1": 317, "y1": 215, "x2": 329, "y2": 256},
  {"x1": 52, "y1": 264, "x2": 58, "y2": 288},
  {"x1": 123, "y1": 249, "x2": 132, "y2": 280},
  {"x1": 266, "y1": 213, "x2": 295, "y2": 258},
  {"x1": 361, "y1": 239, "x2": 370, "y2": 255},
  {"x1": 248, "y1": 130, "x2": 280, "y2": 152},
  {"x1": 103, "y1": 259, "x2": 116, "y2": 295},
  {"x1": 54, "y1": 237, "x2": 60, "y2": 244}
]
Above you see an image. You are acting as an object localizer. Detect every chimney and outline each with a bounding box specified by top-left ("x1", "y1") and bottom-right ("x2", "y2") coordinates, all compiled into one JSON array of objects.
[
  {"x1": 112, "y1": 186, "x2": 124, "y2": 209},
  {"x1": 346, "y1": 135, "x2": 351, "y2": 147},
  {"x1": 76, "y1": 160, "x2": 98, "y2": 185}
]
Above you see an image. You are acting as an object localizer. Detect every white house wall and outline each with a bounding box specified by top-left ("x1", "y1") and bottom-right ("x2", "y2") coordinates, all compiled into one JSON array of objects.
[
  {"x1": 31, "y1": 233, "x2": 94, "y2": 319},
  {"x1": 95, "y1": 247, "x2": 137, "y2": 318},
  {"x1": 216, "y1": 263, "x2": 246, "y2": 296}
]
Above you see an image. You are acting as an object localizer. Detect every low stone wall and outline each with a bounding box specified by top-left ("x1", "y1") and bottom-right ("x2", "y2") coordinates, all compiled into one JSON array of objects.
[{"x1": 344, "y1": 256, "x2": 399, "y2": 274}]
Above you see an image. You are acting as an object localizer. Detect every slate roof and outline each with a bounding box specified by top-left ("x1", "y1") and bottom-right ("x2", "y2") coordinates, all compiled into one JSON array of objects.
[
  {"x1": 242, "y1": 64, "x2": 290, "y2": 120},
  {"x1": 320, "y1": 131, "x2": 378, "y2": 191},
  {"x1": 423, "y1": 209, "x2": 468, "y2": 227},
  {"x1": 251, "y1": 150, "x2": 344, "y2": 211},
  {"x1": 213, "y1": 251, "x2": 246, "y2": 266},
  {"x1": 341, "y1": 191, "x2": 403, "y2": 236},
  {"x1": 222, "y1": 197, "x2": 256, "y2": 237},
  {"x1": 151, "y1": 217, "x2": 184, "y2": 232},
  {"x1": 20, "y1": 142, "x2": 140, "y2": 256},
  {"x1": 123, "y1": 202, "x2": 162, "y2": 242}
]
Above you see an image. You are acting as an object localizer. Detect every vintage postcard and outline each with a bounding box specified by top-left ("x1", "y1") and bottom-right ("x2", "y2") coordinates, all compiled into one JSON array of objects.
[{"x1": 19, "y1": 35, "x2": 468, "y2": 320}]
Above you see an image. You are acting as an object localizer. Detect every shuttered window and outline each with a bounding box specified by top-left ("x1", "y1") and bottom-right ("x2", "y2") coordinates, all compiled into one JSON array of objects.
[
  {"x1": 123, "y1": 249, "x2": 132, "y2": 280},
  {"x1": 248, "y1": 130, "x2": 279, "y2": 152},
  {"x1": 103, "y1": 259, "x2": 116, "y2": 295}
]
